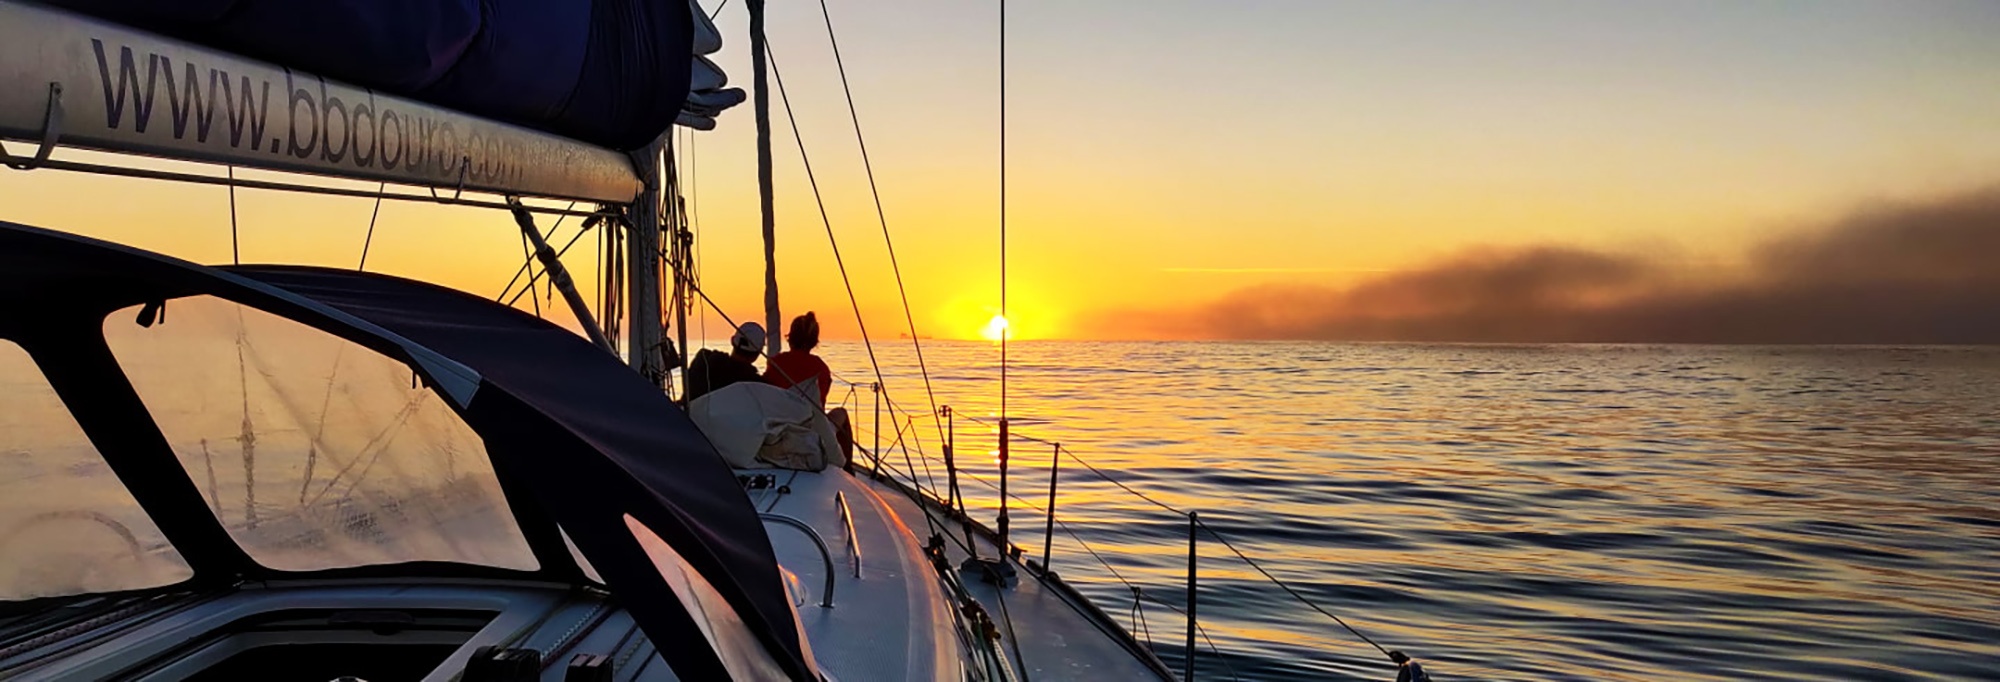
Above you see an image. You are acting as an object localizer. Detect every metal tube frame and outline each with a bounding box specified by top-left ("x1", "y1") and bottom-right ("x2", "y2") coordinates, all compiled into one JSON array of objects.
[
  {"x1": 1041, "y1": 442, "x2": 1060, "y2": 571},
  {"x1": 759, "y1": 513, "x2": 836, "y2": 608},
  {"x1": 997, "y1": 417, "x2": 1011, "y2": 549},
  {"x1": 1185, "y1": 511, "x2": 1199, "y2": 681}
]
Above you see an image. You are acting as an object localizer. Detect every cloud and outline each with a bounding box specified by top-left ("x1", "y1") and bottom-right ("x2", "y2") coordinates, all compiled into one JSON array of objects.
[{"x1": 1092, "y1": 188, "x2": 2000, "y2": 344}]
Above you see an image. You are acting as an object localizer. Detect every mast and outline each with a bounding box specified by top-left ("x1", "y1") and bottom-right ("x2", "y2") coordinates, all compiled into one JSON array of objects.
[
  {"x1": 629, "y1": 141, "x2": 668, "y2": 384},
  {"x1": 749, "y1": 0, "x2": 782, "y2": 357}
]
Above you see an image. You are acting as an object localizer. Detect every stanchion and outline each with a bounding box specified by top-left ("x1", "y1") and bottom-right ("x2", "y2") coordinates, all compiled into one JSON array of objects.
[
  {"x1": 944, "y1": 406, "x2": 962, "y2": 512},
  {"x1": 1185, "y1": 511, "x2": 1199, "y2": 681},
  {"x1": 997, "y1": 418, "x2": 1011, "y2": 548},
  {"x1": 1041, "y1": 442, "x2": 1061, "y2": 571}
]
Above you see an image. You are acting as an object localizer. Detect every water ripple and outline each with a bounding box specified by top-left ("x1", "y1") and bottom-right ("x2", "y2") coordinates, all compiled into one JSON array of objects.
[{"x1": 814, "y1": 341, "x2": 2000, "y2": 680}]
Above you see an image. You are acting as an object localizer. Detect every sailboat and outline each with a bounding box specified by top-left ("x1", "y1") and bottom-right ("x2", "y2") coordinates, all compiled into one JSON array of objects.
[{"x1": 0, "y1": 0, "x2": 1189, "y2": 679}]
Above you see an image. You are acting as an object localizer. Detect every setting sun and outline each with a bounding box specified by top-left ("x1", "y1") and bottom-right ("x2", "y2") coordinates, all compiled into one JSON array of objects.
[{"x1": 980, "y1": 315, "x2": 1011, "y2": 342}]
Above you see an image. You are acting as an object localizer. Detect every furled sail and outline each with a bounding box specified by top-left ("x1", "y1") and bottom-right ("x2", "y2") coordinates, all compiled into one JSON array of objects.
[
  {"x1": 42, "y1": 0, "x2": 725, "y2": 150},
  {"x1": 681, "y1": 3, "x2": 744, "y2": 131}
]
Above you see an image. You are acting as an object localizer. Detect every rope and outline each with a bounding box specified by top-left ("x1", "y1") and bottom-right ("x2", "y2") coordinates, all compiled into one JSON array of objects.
[
  {"x1": 991, "y1": 575, "x2": 1034, "y2": 682},
  {"x1": 357, "y1": 181, "x2": 385, "y2": 270},
  {"x1": 692, "y1": 129, "x2": 706, "y2": 345},
  {"x1": 813, "y1": 0, "x2": 949, "y2": 447}
]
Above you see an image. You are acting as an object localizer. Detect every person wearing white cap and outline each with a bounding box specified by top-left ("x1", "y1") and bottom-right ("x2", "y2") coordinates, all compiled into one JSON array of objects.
[{"x1": 686, "y1": 321, "x2": 766, "y2": 403}]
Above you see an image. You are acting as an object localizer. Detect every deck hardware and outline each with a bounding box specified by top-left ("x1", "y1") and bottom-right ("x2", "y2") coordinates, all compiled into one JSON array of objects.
[
  {"x1": 833, "y1": 491, "x2": 863, "y2": 577},
  {"x1": 996, "y1": 417, "x2": 1011, "y2": 545},
  {"x1": 1041, "y1": 441, "x2": 1060, "y2": 571},
  {"x1": 1185, "y1": 511, "x2": 1200, "y2": 681},
  {"x1": 759, "y1": 512, "x2": 836, "y2": 607},
  {"x1": 872, "y1": 382, "x2": 884, "y2": 471},
  {"x1": 942, "y1": 405, "x2": 963, "y2": 512},
  {"x1": 1, "y1": 82, "x2": 62, "y2": 171}
]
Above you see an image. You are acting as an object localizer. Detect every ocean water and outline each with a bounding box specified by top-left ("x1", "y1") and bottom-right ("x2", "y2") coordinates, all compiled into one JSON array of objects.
[{"x1": 803, "y1": 340, "x2": 2000, "y2": 681}]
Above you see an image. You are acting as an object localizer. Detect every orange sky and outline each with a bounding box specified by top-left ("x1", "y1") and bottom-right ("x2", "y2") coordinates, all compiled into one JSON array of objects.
[{"x1": 3, "y1": 1, "x2": 1998, "y2": 342}]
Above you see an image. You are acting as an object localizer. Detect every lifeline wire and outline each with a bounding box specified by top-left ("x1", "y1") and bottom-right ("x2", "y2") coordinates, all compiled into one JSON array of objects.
[
  {"x1": 1195, "y1": 515, "x2": 1393, "y2": 658},
  {"x1": 955, "y1": 412, "x2": 1406, "y2": 660}
]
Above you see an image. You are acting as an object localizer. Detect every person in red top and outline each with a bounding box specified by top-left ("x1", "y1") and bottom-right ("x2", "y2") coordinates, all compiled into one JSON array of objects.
[
  {"x1": 765, "y1": 312, "x2": 851, "y2": 460},
  {"x1": 764, "y1": 312, "x2": 833, "y2": 406}
]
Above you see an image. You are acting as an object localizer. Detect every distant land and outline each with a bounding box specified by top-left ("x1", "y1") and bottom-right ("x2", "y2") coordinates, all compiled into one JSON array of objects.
[{"x1": 1091, "y1": 187, "x2": 2000, "y2": 345}]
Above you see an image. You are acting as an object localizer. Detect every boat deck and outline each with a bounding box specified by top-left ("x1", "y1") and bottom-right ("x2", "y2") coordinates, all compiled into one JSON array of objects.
[{"x1": 743, "y1": 465, "x2": 1172, "y2": 681}]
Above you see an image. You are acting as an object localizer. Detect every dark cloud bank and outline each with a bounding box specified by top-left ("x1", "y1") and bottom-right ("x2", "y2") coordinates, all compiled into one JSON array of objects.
[{"x1": 1098, "y1": 188, "x2": 2000, "y2": 344}]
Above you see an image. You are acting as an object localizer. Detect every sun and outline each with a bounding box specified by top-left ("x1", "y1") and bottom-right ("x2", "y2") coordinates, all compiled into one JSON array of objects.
[{"x1": 980, "y1": 315, "x2": 1011, "y2": 342}]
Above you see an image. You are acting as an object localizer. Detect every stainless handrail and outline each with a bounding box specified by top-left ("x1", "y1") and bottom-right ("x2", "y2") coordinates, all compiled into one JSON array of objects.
[
  {"x1": 758, "y1": 513, "x2": 836, "y2": 608},
  {"x1": 832, "y1": 492, "x2": 863, "y2": 578}
]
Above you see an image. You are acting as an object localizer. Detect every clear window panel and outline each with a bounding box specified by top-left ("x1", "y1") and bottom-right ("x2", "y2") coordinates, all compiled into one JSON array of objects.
[
  {"x1": 103, "y1": 296, "x2": 537, "y2": 573},
  {"x1": 0, "y1": 341, "x2": 192, "y2": 600}
]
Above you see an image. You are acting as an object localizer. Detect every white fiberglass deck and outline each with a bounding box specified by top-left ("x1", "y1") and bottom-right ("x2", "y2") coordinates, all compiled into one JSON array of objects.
[{"x1": 743, "y1": 465, "x2": 1170, "y2": 681}]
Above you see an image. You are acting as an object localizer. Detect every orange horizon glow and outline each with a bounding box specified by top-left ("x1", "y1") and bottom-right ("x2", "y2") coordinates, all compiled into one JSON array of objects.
[{"x1": 3, "y1": 3, "x2": 1997, "y2": 344}]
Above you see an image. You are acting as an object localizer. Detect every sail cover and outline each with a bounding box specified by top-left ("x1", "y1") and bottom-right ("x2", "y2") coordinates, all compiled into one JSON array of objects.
[
  {"x1": 0, "y1": 221, "x2": 815, "y2": 680},
  {"x1": 43, "y1": 0, "x2": 699, "y2": 150}
]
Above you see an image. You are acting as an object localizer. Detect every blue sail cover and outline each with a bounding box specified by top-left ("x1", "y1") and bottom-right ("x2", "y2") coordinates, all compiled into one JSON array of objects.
[{"x1": 45, "y1": 0, "x2": 694, "y2": 150}]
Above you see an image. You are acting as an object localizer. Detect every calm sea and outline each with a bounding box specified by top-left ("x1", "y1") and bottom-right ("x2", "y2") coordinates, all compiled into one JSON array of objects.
[{"x1": 799, "y1": 340, "x2": 2000, "y2": 681}]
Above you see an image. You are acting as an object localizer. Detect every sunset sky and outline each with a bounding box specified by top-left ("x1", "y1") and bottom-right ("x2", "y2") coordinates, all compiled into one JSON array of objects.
[{"x1": 2, "y1": 0, "x2": 1997, "y2": 341}]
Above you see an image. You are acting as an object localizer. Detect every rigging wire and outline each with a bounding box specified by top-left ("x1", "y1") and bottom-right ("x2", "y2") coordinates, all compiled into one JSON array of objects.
[
  {"x1": 692, "y1": 127, "x2": 707, "y2": 345},
  {"x1": 226, "y1": 165, "x2": 240, "y2": 265},
  {"x1": 506, "y1": 222, "x2": 597, "y2": 308},
  {"x1": 494, "y1": 202, "x2": 580, "y2": 300},
  {"x1": 357, "y1": 182, "x2": 386, "y2": 270},
  {"x1": 517, "y1": 229, "x2": 542, "y2": 317},
  {"x1": 998, "y1": 0, "x2": 1009, "y2": 423},
  {"x1": 765, "y1": 45, "x2": 894, "y2": 440},
  {"x1": 812, "y1": 0, "x2": 949, "y2": 445}
]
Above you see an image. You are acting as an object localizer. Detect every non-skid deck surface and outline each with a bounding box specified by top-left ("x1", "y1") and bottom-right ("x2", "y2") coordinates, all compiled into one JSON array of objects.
[{"x1": 856, "y1": 474, "x2": 1172, "y2": 681}]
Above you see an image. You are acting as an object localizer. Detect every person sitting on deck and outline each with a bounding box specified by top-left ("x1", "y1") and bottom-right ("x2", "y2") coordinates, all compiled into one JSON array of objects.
[
  {"x1": 764, "y1": 312, "x2": 832, "y2": 406},
  {"x1": 763, "y1": 312, "x2": 853, "y2": 460},
  {"x1": 686, "y1": 321, "x2": 765, "y2": 403}
]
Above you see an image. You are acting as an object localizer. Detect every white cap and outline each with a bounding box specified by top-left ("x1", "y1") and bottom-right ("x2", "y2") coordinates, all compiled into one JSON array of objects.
[{"x1": 730, "y1": 322, "x2": 766, "y2": 354}]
